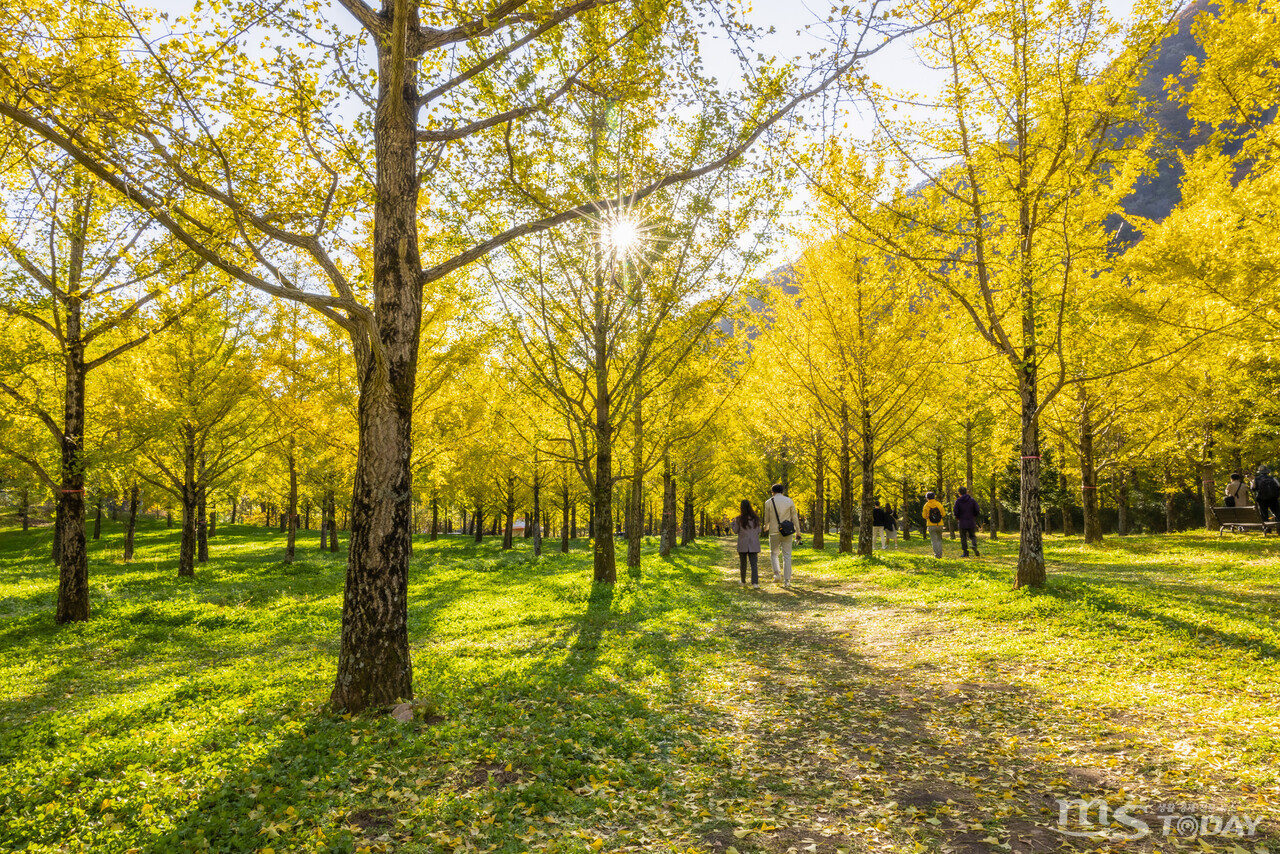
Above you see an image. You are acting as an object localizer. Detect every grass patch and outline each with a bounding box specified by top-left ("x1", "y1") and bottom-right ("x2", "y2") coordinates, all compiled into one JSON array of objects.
[{"x1": 0, "y1": 521, "x2": 1277, "y2": 853}]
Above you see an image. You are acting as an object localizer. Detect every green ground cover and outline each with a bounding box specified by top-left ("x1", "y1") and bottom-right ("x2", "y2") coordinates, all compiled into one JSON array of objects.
[{"x1": 0, "y1": 521, "x2": 1277, "y2": 854}]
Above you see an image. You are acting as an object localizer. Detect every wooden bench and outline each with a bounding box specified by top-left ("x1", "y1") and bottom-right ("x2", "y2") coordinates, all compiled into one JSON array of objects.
[{"x1": 1211, "y1": 505, "x2": 1280, "y2": 536}]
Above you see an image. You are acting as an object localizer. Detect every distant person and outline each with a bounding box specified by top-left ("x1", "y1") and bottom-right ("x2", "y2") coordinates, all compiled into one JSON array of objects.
[
  {"x1": 872, "y1": 500, "x2": 889, "y2": 549},
  {"x1": 731, "y1": 500, "x2": 762, "y2": 588},
  {"x1": 1224, "y1": 472, "x2": 1250, "y2": 507},
  {"x1": 922, "y1": 491, "x2": 946, "y2": 558},
  {"x1": 763, "y1": 484, "x2": 802, "y2": 587},
  {"x1": 953, "y1": 486, "x2": 982, "y2": 558},
  {"x1": 1254, "y1": 466, "x2": 1280, "y2": 522},
  {"x1": 886, "y1": 504, "x2": 899, "y2": 546}
]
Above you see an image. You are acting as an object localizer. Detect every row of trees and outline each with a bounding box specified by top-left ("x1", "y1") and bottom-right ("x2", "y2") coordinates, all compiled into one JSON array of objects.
[{"x1": 2, "y1": 0, "x2": 1277, "y2": 711}]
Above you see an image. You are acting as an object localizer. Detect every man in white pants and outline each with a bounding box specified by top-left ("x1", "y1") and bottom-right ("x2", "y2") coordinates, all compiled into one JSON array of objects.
[{"x1": 763, "y1": 483, "x2": 802, "y2": 587}]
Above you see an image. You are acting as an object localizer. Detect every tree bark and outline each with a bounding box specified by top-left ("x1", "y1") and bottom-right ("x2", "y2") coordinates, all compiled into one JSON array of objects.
[
  {"x1": 838, "y1": 403, "x2": 853, "y2": 554},
  {"x1": 680, "y1": 480, "x2": 695, "y2": 546},
  {"x1": 285, "y1": 444, "x2": 298, "y2": 563},
  {"x1": 1057, "y1": 442, "x2": 1073, "y2": 537},
  {"x1": 1200, "y1": 427, "x2": 1215, "y2": 532},
  {"x1": 92, "y1": 495, "x2": 102, "y2": 540},
  {"x1": 858, "y1": 408, "x2": 874, "y2": 557},
  {"x1": 1013, "y1": 373, "x2": 1046, "y2": 588},
  {"x1": 179, "y1": 425, "x2": 197, "y2": 578},
  {"x1": 503, "y1": 477, "x2": 515, "y2": 550},
  {"x1": 21, "y1": 488, "x2": 29, "y2": 532},
  {"x1": 532, "y1": 464, "x2": 542, "y2": 558},
  {"x1": 197, "y1": 454, "x2": 209, "y2": 563},
  {"x1": 55, "y1": 286, "x2": 89, "y2": 622},
  {"x1": 208, "y1": 508, "x2": 216, "y2": 538},
  {"x1": 123, "y1": 484, "x2": 139, "y2": 562},
  {"x1": 626, "y1": 396, "x2": 643, "y2": 569},
  {"x1": 1117, "y1": 470, "x2": 1129, "y2": 536},
  {"x1": 474, "y1": 503, "x2": 484, "y2": 543},
  {"x1": 430, "y1": 492, "x2": 439, "y2": 541},
  {"x1": 659, "y1": 454, "x2": 676, "y2": 557},
  {"x1": 1078, "y1": 387, "x2": 1102, "y2": 544},
  {"x1": 561, "y1": 480, "x2": 570, "y2": 553},
  {"x1": 812, "y1": 430, "x2": 825, "y2": 550}
]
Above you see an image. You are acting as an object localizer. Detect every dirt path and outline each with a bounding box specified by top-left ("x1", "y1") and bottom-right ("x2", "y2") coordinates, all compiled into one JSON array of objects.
[{"x1": 689, "y1": 546, "x2": 1278, "y2": 854}]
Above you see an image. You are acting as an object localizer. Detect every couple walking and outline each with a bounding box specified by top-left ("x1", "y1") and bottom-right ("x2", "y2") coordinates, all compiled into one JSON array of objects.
[
  {"x1": 922, "y1": 486, "x2": 982, "y2": 558},
  {"x1": 731, "y1": 484, "x2": 803, "y2": 588}
]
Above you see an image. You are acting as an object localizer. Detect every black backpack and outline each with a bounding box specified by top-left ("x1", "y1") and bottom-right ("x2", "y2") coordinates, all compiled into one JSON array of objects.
[
  {"x1": 928, "y1": 505, "x2": 942, "y2": 524},
  {"x1": 1257, "y1": 475, "x2": 1279, "y2": 502}
]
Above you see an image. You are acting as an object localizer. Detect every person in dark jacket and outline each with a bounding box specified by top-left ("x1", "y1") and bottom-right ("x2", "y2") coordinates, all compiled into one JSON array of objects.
[
  {"x1": 953, "y1": 487, "x2": 982, "y2": 558},
  {"x1": 872, "y1": 500, "x2": 890, "y2": 549},
  {"x1": 731, "y1": 499, "x2": 762, "y2": 587},
  {"x1": 1254, "y1": 466, "x2": 1280, "y2": 523}
]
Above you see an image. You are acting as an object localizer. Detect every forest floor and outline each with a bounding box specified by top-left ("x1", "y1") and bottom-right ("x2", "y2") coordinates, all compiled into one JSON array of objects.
[{"x1": 0, "y1": 521, "x2": 1277, "y2": 854}]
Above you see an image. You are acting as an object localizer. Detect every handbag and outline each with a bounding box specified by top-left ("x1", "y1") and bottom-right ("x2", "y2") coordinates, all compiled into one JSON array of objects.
[{"x1": 771, "y1": 497, "x2": 796, "y2": 536}]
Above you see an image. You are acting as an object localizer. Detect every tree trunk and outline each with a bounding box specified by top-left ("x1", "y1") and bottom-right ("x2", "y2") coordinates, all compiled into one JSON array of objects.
[
  {"x1": 328, "y1": 493, "x2": 339, "y2": 553},
  {"x1": 1117, "y1": 470, "x2": 1129, "y2": 536},
  {"x1": 572, "y1": 501, "x2": 577, "y2": 539},
  {"x1": 838, "y1": 403, "x2": 854, "y2": 554},
  {"x1": 660, "y1": 454, "x2": 676, "y2": 557},
  {"x1": 286, "y1": 445, "x2": 298, "y2": 563},
  {"x1": 55, "y1": 291, "x2": 89, "y2": 622},
  {"x1": 503, "y1": 477, "x2": 515, "y2": 550},
  {"x1": 532, "y1": 465, "x2": 542, "y2": 558},
  {"x1": 680, "y1": 480, "x2": 695, "y2": 546},
  {"x1": 626, "y1": 396, "x2": 643, "y2": 569},
  {"x1": 1057, "y1": 441, "x2": 1073, "y2": 537},
  {"x1": 474, "y1": 503, "x2": 484, "y2": 543},
  {"x1": 430, "y1": 492, "x2": 439, "y2": 541},
  {"x1": 92, "y1": 495, "x2": 102, "y2": 540},
  {"x1": 1078, "y1": 387, "x2": 1102, "y2": 544},
  {"x1": 197, "y1": 454, "x2": 209, "y2": 563},
  {"x1": 813, "y1": 430, "x2": 825, "y2": 550},
  {"x1": 989, "y1": 476, "x2": 1000, "y2": 540},
  {"x1": 964, "y1": 419, "x2": 974, "y2": 490},
  {"x1": 123, "y1": 484, "x2": 139, "y2": 562},
  {"x1": 229, "y1": 494, "x2": 237, "y2": 524},
  {"x1": 320, "y1": 493, "x2": 330, "y2": 550},
  {"x1": 20, "y1": 488, "x2": 29, "y2": 532},
  {"x1": 166, "y1": 509, "x2": 172, "y2": 529},
  {"x1": 179, "y1": 430, "x2": 198, "y2": 578},
  {"x1": 858, "y1": 408, "x2": 874, "y2": 557},
  {"x1": 208, "y1": 508, "x2": 216, "y2": 538},
  {"x1": 561, "y1": 481, "x2": 570, "y2": 553},
  {"x1": 1013, "y1": 372, "x2": 1046, "y2": 588},
  {"x1": 1201, "y1": 427, "x2": 1215, "y2": 532}
]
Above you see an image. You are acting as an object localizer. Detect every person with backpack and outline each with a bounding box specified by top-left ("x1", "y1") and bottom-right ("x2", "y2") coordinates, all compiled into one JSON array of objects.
[
  {"x1": 953, "y1": 486, "x2": 982, "y2": 558},
  {"x1": 1253, "y1": 466, "x2": 1280, "y2": 522},
  {"x1": 922, "y1": 491, "x2": 946, "y2": 558},
  {"x1": 1224, "y1": 472, "x2": 1250, "y2": 507},
  {"x1": 731, "y1": 500, "x2": 762, "y2": 588},
  {"x1": 763, "y1": 483, "x2": 802, "y2": 587}
]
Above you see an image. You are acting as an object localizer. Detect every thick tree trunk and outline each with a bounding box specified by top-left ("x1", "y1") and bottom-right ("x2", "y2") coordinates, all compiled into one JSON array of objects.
[
  {"x1": 286, "y1": 446, "x2": 298, "y2": 563},
  {"x1": 92, "y1": 496, "x2": 102, "y2": 540},
  {"x1": 229, "y1": 494, "x2": 237, "y2": 524},
  {"x1": 813, "y1": 431, "x2": 825, "y2": 550},
  {"x1": 571, "y1": 501, "x2": 577, "y2": 539},
  {"x1": 1078, "y1": 387, "x2": 1102, "y2": 544},
  {"x1": 838, "y1": 404, "x2": 853, "y2": 554},
  {"x1": 474, "y1": 503, "x2": 484, "y2": 543},
  {"x1": 123, "y1": 484, "x2": 139, "y2": 562},
  {"x1": 659, "y1": 454, "x2": 676, "y2": 557},
  {"x1": 55, "y1": 297, "x2": 89, "y2": 622},
  {"x1": 1013, "y1": 375, "x2": 1046, "y2": 588},
  {"x1": 208, "y1": 508, "x2": 216, "y2": 538},
  {"x1": 430, "y1": 492, "x2": 438, "y2": 541},
  {"x1": 858, "y1": 409, "x2": 874, "y2": 556}
]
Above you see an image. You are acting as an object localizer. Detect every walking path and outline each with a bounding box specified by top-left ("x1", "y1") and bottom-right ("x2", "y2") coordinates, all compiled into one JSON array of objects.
[{"x1": 675, "y1": 542, "x2": 1278, "y2": 854}]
